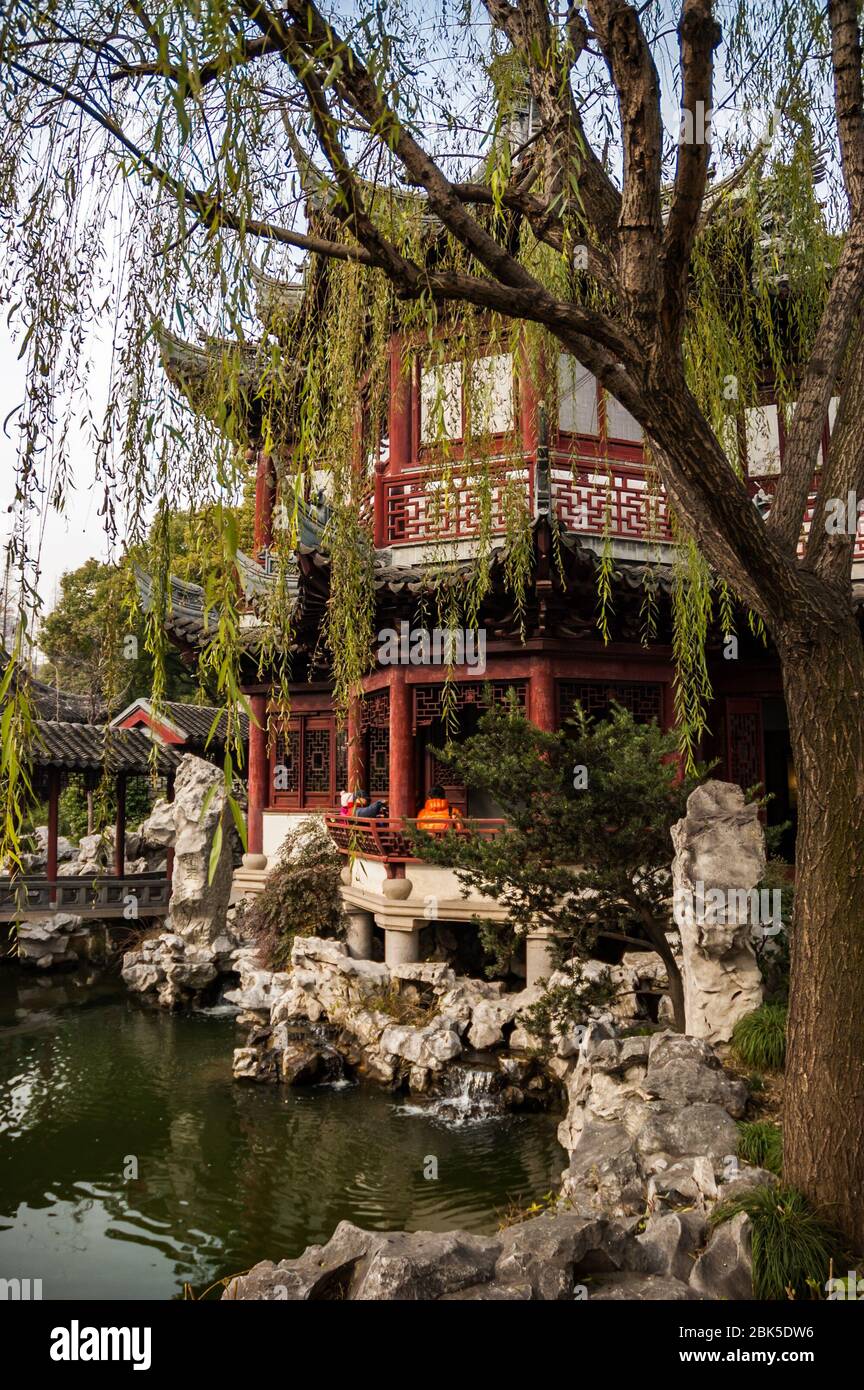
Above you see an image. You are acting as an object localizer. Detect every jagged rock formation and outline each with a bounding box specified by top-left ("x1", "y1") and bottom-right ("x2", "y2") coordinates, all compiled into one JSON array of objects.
[
  {"x1": 121, "y1": 920, "x2": 253, "y2": 1010},
  {"x1": 229, "y1": 938, "x2": 555, "y2": 1102},
  {"x1": 554, "y1": 1028, "x2": 750, "y2": 1215},
  {"x1": 155, "y1": 755, "x2": 236, "y2": 946},
  {"x1": 228, "y1": 936, "x2": 673, "y2": 1097},
  {"x1": 121, "y1": 755, "x2": 241, "y2": 1006},
  {"x1": 223, "y1": 933, "x2": 771, "y2": 1300},
  {"x1": 671, "y1": 780, "x2": 765, "y2": 1042},
  {"x1": 222, "y1": 1192, "x2": 762, "y2": 1302},
  {"x1": 16, "y1": 912, "x2": 107, "y2": 969}
]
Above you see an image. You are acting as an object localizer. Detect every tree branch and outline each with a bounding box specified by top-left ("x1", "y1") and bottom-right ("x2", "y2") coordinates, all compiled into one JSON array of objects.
[
  {"x1": 482, "y1": 0, "x2": 622, "y2": 247},
  {"x1": 586, "y1": 0, "x2": 664, "y2": 328},
  {"x1": 766, "y1": 217, "x2": 864, "y2": 552},
  {"x1": 661, "y1": 0, "x2": 721, "y2": 335},
  {"x1": 828, "y1": 0, "x2": 864, "y2": 219}
]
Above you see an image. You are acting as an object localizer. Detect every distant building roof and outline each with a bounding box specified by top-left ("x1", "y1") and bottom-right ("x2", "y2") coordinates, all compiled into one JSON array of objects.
[
  {"x1": 31, "y1": 720, "x2": 181, "y2": 774},
  {"x1": 110, "y1": 697, "x2": 249, "y2": 750},
  {"x1": 1, "y1": 655, "x2": 107, "y2": 723}
]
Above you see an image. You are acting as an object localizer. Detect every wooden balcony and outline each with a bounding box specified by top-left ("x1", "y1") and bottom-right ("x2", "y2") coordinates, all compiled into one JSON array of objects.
[
  {"x1": 0, "y1": 872, "x2": 171, "y2": 921},
  {"x1": 324, "y1": 814, "x2": 507, "y2": 865},
  {"x1": 381, "y1": 454, "x2": 672, "y2": 547}
]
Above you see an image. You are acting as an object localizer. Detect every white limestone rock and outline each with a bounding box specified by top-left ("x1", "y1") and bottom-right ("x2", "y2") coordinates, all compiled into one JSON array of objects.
[
  {"x1": 671, "y1": 780, "x2": 765, "y2": 1042},
  {"x1": 167, "y1": 755, "x2": 237, "y2": 946}
]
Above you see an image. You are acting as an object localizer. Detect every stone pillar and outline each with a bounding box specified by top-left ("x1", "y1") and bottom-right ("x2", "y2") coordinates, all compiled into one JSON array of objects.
[
  {"x1": 529, "y1": 657, "x2": 556, "y2": 733},
  {"x1": 345, "y1": 909, "x2": 375, "y2": 960},
  {"x1": 384, "y1": 926, "x2": 420, "y2": 967},
  {"x1": 244, "y1": 692, "x2": 268, "y2": 871},
  {"x1": 114, "y1": 773, "x2": 126, "y2": 877},
  {"x1": 526, "y1": 929, "x2": 555, "y2": 988},
  {"x1": 671, "y1": 779, "x2": 765, "y2": 1042},
  {"x1": 388, "y1": 668, "x2": 415, "y2": 819}
]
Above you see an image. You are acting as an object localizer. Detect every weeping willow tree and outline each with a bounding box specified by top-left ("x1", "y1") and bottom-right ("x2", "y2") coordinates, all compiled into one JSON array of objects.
[{"x1": 2, "y1": 0, "x2": 864, "y2": 1248}]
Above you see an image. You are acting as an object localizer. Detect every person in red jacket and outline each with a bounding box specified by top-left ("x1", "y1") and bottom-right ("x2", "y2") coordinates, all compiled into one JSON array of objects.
[{"x1": 416, "y1": 785, "x2": 462, "y2": 833}]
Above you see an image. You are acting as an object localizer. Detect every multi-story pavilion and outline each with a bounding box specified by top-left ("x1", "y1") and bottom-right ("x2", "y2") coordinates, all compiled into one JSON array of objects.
[{"x1": 148, "y1": 261, "x2": 852, "y2": 976}]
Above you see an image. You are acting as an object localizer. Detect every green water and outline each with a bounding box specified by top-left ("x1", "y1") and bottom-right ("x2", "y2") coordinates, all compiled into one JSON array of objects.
[{"x1": 0, "y1": 966, "x2": 563, "y2": 1301}]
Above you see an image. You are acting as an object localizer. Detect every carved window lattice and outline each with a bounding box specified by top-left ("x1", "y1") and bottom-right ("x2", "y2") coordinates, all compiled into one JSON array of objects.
[
  {"x1": 361, "y1": 690, "x2": 390, "y2": 730},
  {"x1": 367, "y1": 726, "x2": 390, "y2": 798},
  {"x1": 558, "y1": 681, "x2": 663, "y2": 726},
  {"x1": 728, "y1": 709, "x2": 763, "y2": 791},
  {"x1": 304, "y1": 726, "x2": 331, "y2": 794},
  {"x1": 271, "y1": 726, "x2": 299, "y2": 793},
  {"x1": 269, "y1": 714, "x2": 340, "y2": 806},
  {"x1": 414, "y1": 681, "x2": 527, "y2": 727}
]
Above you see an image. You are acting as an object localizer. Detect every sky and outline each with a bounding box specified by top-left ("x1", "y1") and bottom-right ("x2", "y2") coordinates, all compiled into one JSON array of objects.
[{"x1": 0, "y1": 326, "x2": 110, "y2": 616}]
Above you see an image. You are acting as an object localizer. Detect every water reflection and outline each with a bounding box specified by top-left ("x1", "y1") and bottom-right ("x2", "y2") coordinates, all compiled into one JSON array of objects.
[{"x1": 0, "y1": 966, "x2": 563, "y2": 1300}]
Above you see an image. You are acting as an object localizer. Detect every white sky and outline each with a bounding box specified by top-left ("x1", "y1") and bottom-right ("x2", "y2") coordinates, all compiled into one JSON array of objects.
[{"x1": 0, "y1": 326, "x2": 111, "y2": 617}]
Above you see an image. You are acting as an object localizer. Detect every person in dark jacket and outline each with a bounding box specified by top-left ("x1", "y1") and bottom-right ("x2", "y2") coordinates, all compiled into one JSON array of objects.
[{"x1": 351, "y1": 791, "x2": 387, "y2": 819}]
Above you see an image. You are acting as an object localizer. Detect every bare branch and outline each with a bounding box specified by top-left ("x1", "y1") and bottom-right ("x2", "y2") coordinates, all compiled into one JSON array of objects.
[
  {"x1": 828, "y1": 0, "x2": 864, "y2": 218},
  {"x1": 767, "y1": 218, "x2": 864, "y2": 551},
  {"x1": 483, "y1": 0, "x2": 622, "y2": 244},
  {"x1": 586, "y1": 0, "x2": 664, "y2": 326},
  {"x1": 661, "y1": 0, "x2": 721, "y2": 333}
]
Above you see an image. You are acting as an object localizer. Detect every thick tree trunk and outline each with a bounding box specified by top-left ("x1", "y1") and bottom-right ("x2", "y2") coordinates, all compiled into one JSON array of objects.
[{"x1": 780, "y1": 620, "x2": 864, "y2": 1253}]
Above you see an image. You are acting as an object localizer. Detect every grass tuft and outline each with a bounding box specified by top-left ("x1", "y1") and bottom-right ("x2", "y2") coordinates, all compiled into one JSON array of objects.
[
  {"x1": 711, "y1": 1183, "x2": 845, "y2": 1300},
  {"x1": 738, "y1": 1120, "x2": 783, "y2": 1176},
  {"x1": 732, "y1": 1003, "x2": 787, "y2": 1071}
]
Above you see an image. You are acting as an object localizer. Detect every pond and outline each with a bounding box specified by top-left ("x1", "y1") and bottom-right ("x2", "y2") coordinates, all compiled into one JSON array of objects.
[{"x1": 0, "y1": 966, "x2": 564, "y2": 1300}]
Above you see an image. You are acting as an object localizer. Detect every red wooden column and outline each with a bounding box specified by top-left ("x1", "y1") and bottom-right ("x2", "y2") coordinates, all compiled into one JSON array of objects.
[
  {"x1": 247, "y1": 692, "x2": 268, "y2": 860},
  {"x1": 388, "y1": 669, "x2": 415, "y2": 819},
  {"x1": 114, "y1": 774, "x2": 126, "y2": 877},
  {"x1": 373, "y1": 459, "x2": 388, "y2": 549},
  {"x1": 389, "y1": 335, "x2": 411, "y2": 469},
  {"x1": 347, "y1": 693, "x2": 366, "y2": 795},
  {"x1": 529, "y1": 657, "x2": 557, "y2": 733},
  {"x1": 252, "y1": 449, "x2": 276, "y2": 554},
  {"x1": 165, "y1": 771, "x2": 176, "y2": 886},
  {"x1": 46, "y1": 768, "x2": 60, "y2": 904}
]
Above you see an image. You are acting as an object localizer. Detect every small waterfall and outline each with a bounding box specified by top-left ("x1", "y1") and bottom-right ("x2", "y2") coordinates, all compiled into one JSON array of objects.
[
  {"x1": 278, "y1": 1015, "x2": 348, "y2": 1086},
  {"x1": 428, "y1": 1061, "x2": 505, "y2": 1126}
]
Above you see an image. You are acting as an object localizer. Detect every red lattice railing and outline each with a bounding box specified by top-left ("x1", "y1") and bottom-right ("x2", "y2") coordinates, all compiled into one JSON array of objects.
[
  {"x1": 550, "y1": 458, "x2": 673, "y2": 543},
  {"x1": 385, "y1": 463, "x2": 532, "y2": 545},
  {"x1": 324, "y1": 815, "x2": 507, "y2": 864},
  {"x1": 382, "y1": 455, "x2": 673, "y2": 546}
]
